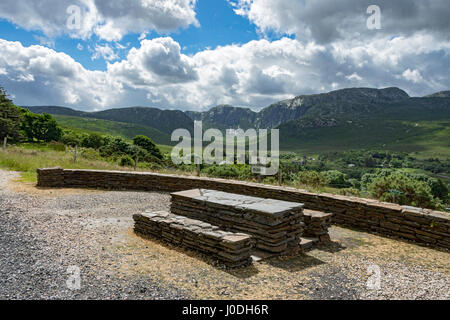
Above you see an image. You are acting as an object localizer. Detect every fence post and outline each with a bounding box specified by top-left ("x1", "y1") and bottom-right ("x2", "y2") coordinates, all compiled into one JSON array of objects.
[
  {"x1": 2, "y1": 137, "x2": 6, "y2": 151},
  {"x1": 278, "y1": 167, "x2": 282, "y2": 185},
  {"x1": 134, "y1": 156, "x2": 138, "y2": 171}
]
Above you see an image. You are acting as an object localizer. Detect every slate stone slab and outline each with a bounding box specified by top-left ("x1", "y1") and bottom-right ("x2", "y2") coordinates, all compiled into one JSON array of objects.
[
  {"x1": 133, "y1": 211, "x2": 253, "y2": 268},
  {"x1": 170, "y1": 189, "x2": 305, "y2": 254}
]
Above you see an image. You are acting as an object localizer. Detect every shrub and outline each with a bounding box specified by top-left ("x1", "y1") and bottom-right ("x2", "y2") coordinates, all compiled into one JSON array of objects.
[
  {"x1": 202, "y1": 164, "x2": 252, "y2": 180},
  {"x1": 323, "y1": 170, "x2": 350, "y2": 188},
  {"x1": 61, "y1": 130, "x2": 84, "y2": 147},
  {"x1": 81, "y1": 133, "x2": 104, "y2": 149},
  {"x1": 133, "y1": 135, "x2": 163, "y2": 159},
  {"x1": 337, "y1": 188, "x2": 361, "y2": 197},
  {"x1": 119, "y1": 155, "x2": 134, "y2": 167},
  {"x1": 297, "y1": 170, "x2": 328, "y2": 189},
  {"x1": 368, "y1": 171, "x2": 443, "y2": 210}
]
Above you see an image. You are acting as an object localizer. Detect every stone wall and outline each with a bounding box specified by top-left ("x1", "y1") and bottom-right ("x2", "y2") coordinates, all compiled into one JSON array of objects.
[{"x1": 37, "y1": 168, "x2": 450, "y2": 250}]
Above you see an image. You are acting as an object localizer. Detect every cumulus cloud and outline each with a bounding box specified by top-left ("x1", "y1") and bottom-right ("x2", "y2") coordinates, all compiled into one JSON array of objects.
[
  {"x1": 0, "y1": 39, "x2": 123, "y2": 109},
  {"x1": 1, "y1": 33, "x2": 450, "y2": 111},
  {"x1": 0, "y1": 0, "x2": 198, "y2": 41},
  {"x1": 108, "y1": 37, "x2": 198, "y2": 86},
  {"x1": 230, "y1": 0, "x2": 450, "y2": 43},
  {"x1": 92, "y1": 44, "x2": 119, "y2": 62},
  {"x1": 402, "y1": 69, "x2": 423, "y2": 83}
]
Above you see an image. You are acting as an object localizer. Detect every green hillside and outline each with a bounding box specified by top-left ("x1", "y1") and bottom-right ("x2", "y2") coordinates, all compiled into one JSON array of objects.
[{"x1": 53, "y1": 115, "x2": 173, "y2": 146}]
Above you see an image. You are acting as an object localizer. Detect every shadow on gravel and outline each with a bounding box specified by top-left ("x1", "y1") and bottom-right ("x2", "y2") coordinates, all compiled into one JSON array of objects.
[
  {"x1": 134, "y1": 233, "x2": 260, "y2": 278},
  {"x1": 264, "y1": 253, "x2": 325, "y2": 272},
  {"x1": 315, "y1": 241, "x2": 347, "y2": 253}
]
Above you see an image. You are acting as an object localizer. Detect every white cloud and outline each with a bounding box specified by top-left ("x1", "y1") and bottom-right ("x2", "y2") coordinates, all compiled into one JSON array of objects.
[
  {"x1": 92, "y1": 44, "x2": 119, "y2": 62},
  {"x1": 402, "y1": 69, "x2": 423, "y2": 83},
  {"x1": 1, "y1": 34, "x2": 450, "y2": 111},
  {"x1": 230, "y1": 0, "x2": 450, "y2": 43},
  {"x1": 0, "y1": 0, "x2": 199, "y2": 41}
]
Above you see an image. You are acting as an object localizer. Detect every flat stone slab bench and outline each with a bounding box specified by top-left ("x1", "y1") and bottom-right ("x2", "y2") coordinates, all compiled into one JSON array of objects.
[
  {"x1": 133, "y1": 211, "x2": 253, "y2": 268},
  {"x1": 303, "y1": 210, "x2": 333, "y2": 243},
  {"x1": 170, "y1": 189, "x2": 305, "y2": 255}
]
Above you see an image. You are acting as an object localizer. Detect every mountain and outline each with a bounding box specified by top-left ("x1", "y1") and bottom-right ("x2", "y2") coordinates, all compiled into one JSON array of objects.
[
  {"x1": 426, "y1": 91, "x2": 450, "y2": 98},
  {"x1": 26, "y1": 106, "x2": 194, "y2": 135},
  {"x1": 186, "y1": 105, "x2": 257, "y2": 130},
  {"x1": 255, "y1": 87, "x2": 409, "y2": 128},
  {"x1": 185, "y1": 87, "x2": 410, "y2": 129}
]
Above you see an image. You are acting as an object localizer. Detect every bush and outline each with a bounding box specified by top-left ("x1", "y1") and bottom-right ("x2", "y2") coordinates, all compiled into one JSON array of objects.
[
  {"x1": 82, "y1": 133, "x2": 104, "y2": 149},
  {"x1": 133, "y1": 135, "x2": 162, "y2": 159},
  {"x1": 368, "y1": 171, "x2": 443, "y2": 210},
  {"x1": 203, "y1": 164, "x2": 252, "y2": 180},
  {"x1": 61, "y1": 130, "x2": 84, "y2": 147},
  {"x1": 323, "y1": 170, "x2": 350, "y2": 188},
  {"x1": 297, "y1": 170, "x2": 328, "y2": 189},
  {"x1": 119, "y1": 155, "x2": 134, "y2": 167},
  {"x1": 337, "y1": 188, "x2": 361, "y2": 197}
]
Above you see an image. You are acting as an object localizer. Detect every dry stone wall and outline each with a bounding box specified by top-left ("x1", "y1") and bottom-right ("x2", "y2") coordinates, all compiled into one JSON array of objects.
[{"x1": 37, "y1": 168, "x2": 450, "y2": 250}]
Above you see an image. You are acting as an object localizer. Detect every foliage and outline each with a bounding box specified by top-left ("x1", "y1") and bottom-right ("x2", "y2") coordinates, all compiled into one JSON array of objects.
[
  {"x1": 60, "y1": 130, "x2": 84, "y2": 147},
  {"x1": 297, "y1": 170, "x2": 328, "y2": 189},
  {"x1": 81, "y1": 133, "x2": 104, "y2": 149},
  {"x1": 119, "y1": 155, "x2": 134, "y2": 167},
  {"x1": 323, "y1": 170, "x2": 350, "y2": 188},
  {"x1": 133, "y1": 135, "x2": 163, "y2": 159},
  {"x1": 368, "y1": 171, "x2": 443, "y2": 209},
  {"x1": 22, "y1": 112, "x2": 62, "y2": 142},
  {"x1": 0, "y1": 87, "x2": 24, "y2": 142},
  {"x1": 202, "y1": 164, "x2": 252, "y2": 180}
]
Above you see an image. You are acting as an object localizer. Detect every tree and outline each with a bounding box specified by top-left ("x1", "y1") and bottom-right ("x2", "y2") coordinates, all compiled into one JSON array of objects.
[
  {"x1": 0, "y1": 87, "x2": 24, "y2": 142},
  {"x1": 324, "y1": 170, "x2": 350, "y2": 188},
  {"x1": 133, "y1": 135, "x2": 163, "y2": 159},
  {"x1": 82, "y1": 133, "x2": 104, "y2": 149},
  {"x1": 61, "y1": 130, "x2": 84, "y2": 147},
  {"x1": 297, "y1": 171, "x2": 328, "y2": 189},
  {"x1": 368, "y1": 171, "x2": 443, "y2": 210},
  {"x1": 22, "y1": 112, "x2": 62, "y2": 142}
]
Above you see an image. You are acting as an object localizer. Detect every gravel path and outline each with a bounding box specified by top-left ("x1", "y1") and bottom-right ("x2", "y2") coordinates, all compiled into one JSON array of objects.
[{"x1": 0, "y1": 169, "x2": 448, "y2": 300}]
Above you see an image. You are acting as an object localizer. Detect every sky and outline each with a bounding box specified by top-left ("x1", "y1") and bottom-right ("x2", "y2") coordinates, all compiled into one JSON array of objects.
[{"x1": 0, "y1": 0, "x2": 449, "y2": 112}]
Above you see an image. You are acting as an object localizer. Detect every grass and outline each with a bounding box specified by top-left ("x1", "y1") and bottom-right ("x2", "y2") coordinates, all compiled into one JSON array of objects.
[
  {"x1": 0, "y1": 144, "x2": 198, "y2": 184},
  {"x1": 0, "y1": 146, "x2": 131, "y2": 183}
]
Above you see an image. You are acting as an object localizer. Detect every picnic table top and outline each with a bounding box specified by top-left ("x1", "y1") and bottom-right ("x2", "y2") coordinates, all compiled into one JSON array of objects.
[{"x1": 171, "y1": 189, "x2": 304, "y2": 216}]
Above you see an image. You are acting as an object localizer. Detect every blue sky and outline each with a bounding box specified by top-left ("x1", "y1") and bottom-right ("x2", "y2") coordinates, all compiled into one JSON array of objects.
[{"x1": 0, "y1": 0, "x2": 449, "y2": 111}]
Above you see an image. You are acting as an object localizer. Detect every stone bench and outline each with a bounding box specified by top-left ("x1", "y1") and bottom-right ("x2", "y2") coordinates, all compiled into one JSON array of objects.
[
  {"x1": 133, "y1": 211, "x2": 253, "y2": 268},
  {"x1": 302, "y1": 210, "x2": 333, "y2": 243},
  {"x1": 170, "y1": 189, "x2": 305, "y2": 255}
]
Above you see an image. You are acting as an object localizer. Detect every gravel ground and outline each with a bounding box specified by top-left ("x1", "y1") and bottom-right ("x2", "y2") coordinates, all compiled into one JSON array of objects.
[
  {"x1": 0, "y1": 170, "x2": 190, "y2": 299},
  {"x1": 0, "y1": 169, "x2": 449, "y2": 300}
]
